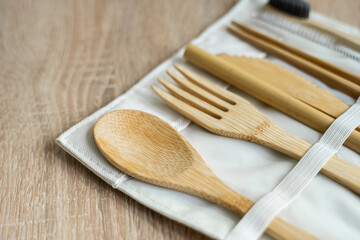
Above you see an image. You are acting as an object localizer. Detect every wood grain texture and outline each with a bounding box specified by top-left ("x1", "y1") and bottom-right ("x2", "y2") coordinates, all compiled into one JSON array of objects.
[
  {"x1": 94, "y1": 110, "x2": 317, "y2": 240},
  {"x1": 0, "y1": 0, "x2": 358, "y2": 239}
]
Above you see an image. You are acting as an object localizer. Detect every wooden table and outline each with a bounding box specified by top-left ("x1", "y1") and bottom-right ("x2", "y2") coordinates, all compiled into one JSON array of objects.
[{"x1": 1, "y1": 0, "x2": 359, "y2": 239}]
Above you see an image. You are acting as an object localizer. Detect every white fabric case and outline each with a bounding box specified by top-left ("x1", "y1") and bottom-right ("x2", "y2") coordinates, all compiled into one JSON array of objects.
[{"x1": 56, "y1": 0, "x2": 360, "y2": 239}]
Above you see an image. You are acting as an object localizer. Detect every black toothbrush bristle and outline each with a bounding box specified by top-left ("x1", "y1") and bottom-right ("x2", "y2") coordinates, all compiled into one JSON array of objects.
[{"x1": 269, "y1": 0, "x2": 310, "y2": 18}]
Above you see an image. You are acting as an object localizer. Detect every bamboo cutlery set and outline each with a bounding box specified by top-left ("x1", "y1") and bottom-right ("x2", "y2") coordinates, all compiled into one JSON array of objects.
[{"x1": 94, "y1": 22, "x2": 360, "y2": 239}]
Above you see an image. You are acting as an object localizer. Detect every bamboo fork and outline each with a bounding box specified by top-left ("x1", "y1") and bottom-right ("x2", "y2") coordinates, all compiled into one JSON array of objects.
[
  {"x1": 152, "y1": 64, "x2": 360, "y2": 195},
  {"x1": 228, "y1": 21, "x2": 360, "y2": 98}
]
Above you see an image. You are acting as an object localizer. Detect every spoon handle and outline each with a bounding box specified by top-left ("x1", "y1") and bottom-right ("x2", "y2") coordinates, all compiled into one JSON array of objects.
[
  {"x1": 219, "y1": 193, "x2": 317, "y2": 240},
  {"x1": 267, "y1": 217, "x2": 318, "y2": 240}
]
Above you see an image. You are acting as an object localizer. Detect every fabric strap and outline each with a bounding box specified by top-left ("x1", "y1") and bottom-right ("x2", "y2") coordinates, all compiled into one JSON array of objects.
[{"x1": 226, "y1": 97, "x2": 360, "y2": 240}]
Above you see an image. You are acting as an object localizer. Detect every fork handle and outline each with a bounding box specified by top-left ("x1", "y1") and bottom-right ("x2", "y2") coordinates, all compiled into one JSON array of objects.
[{"x1": 255, "y1": 123, "x2": 360, "y2": 194}]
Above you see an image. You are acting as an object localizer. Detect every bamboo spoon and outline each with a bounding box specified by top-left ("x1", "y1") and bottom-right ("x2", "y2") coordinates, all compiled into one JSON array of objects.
[
  {"x1": 94, "y1": 110, "x2": 317, "y2": 240},
  {"x1": 183, "y1": 44, "x2": 360, "y2": 153}
]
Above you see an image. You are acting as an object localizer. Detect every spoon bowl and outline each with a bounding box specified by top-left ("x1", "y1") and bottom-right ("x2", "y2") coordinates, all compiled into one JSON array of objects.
[
  {"x1": 94, "y1": 110, "x2": 193, "y2": 178},
  {"x1": 94, "y1": 109, "x2": 316, "y2": 240}
]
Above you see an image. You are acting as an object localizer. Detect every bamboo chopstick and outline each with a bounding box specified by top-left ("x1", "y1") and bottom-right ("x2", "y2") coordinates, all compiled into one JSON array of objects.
[
  {"x1": 232, "y1": 21, "x2": 360, "y2": 85},
  {"x1": 183, "y1": 44, "x2": 360, "y2": 153},
  {"x1": 228, "y1": 21, "x2": 360, "y2": 98}
]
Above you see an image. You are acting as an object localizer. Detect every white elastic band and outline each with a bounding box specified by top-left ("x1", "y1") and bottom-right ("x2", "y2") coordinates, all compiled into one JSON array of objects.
[{"x1": 226, "y1": 97, "x2": 360, "y2": 240}]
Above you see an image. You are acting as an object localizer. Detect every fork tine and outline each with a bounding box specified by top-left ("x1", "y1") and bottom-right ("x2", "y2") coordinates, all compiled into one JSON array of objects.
[
  {"x1": 166, "y1": 70, "x2": 230, "y2": 112},
  {"x1": 152, "y1": 86, "x2": 219, "y2": 129},
  {"x1": 174, "y1": 64, "x2": 239, "y2": 105},
  {"x1": 157, "y1": 77, "x2": 224, "y2": 119}
]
